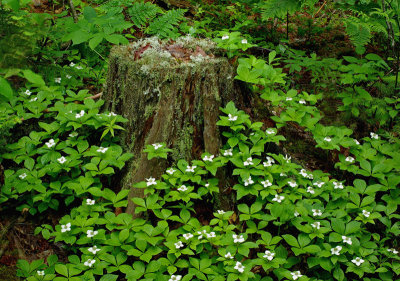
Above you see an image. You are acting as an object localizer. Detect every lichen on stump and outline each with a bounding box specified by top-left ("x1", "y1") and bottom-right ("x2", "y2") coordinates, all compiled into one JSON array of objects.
[{"x1": 103, "y1": 36, "x2": 249, "y2": 215}]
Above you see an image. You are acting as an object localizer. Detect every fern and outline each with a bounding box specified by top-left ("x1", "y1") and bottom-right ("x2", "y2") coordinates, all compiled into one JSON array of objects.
[
  {"x1": 146, "y1": 9, "x2": 186, "y2": 38},
  {"x1": 261, "y1": 0, "x2": 301, "y2": 20},
  {"x1": 128, "y1": 2, "x2": 162, "y2": 28},
  {"x1": 345, "y1": 20, "x2": 372, "y2": 50}
]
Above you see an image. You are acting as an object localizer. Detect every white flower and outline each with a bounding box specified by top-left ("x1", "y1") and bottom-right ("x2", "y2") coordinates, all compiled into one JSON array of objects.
[
  {"x1": 224, "y1": 252, "x2": 233, "y2": 259},
  {"x1": 19, "y1": 173, "x2": 27, "y2": 180},
  {"x1": 312, "y1": 209, "x2": 323, "y2": 216},
  {"x1": 263, "y1": 250, "x2": 275, "y2": 261},
  {"x1": 107, "y1": 112, "x2": 117, "y2": 117},
  {"x1": 354, "y1": 139, "x2": 360, "y2": 145},
  {"x1": 266, "y1": 156, "x2": 275, "y2": 164},
  {"x1": 313, "y1": 181, "x2": 324, "y2": 188},
  {"x1": 241, "y1": 39, "x2": 248, "y2": 44},
  {"x1": 185, "y1": 165, "x2": 196, "y2": 172},
  {"x1": 388, "y1": 248, "x2": 399, "y2": 254},
  {"x1": 57, "y1": 156, "x2": 66, "y2": 164},
  {"x1": 61, "y1": 223, "x2": 71, "y2": 233},
  {"x1": 97, "y1": 147, "x2": 108, "y2": 153},
  {"x1": 362, "y1": 210, "x2": 370, "y2": 218},
  {"x1": 223, "y1": 148, "x2": 233, "y2": 156},
  {"x1": 169, "y1": 275, "x2": 182, "y2": 281},
  {"x1": 234, "y1": 261, "x2": 245, "y2": 273},
  {"x1": 24, "y1": 89, "x2": 32, "y2": 96},
  {"x1": 146, "y1": 177, "x2": 157, "y2": 186},
  {"x1": 55, "y1": 77, "x2": 61, "y2": 83},
  {"x1": 291, "y1": 271, "x2": 302, "y2": 280},
  {"x1": 166, "y1": 168, "x2": 176, "y2": 174},
  {"x1": 86, "y1": 199, "x2": 95, "y2": 205},
  {"x1": 244, "y1": 176, "x2": 254, "y2": 186},
  {"x1": 183, "y1": 233, "x2": 193, "y2": 240},
  {"x1": 88, "y1": 245, "x2": 100, "y2": 254},
  {"x1": 70, "y1": 62, "x2": 75, "y2": 67},
  {"x1": 333, "y1": 181, "x2": 344, "y2": 189},
  {"x1": 266, "y1": 128, "x2": 275, "y2": 135},
  {"x1": 233, "y1": 234, "x2": 245, "y2": 243},
  {"x1": 37, "y1": 270, "x2": 45, "y2": 276},
  {"x1": 222, "y1": 35, "x2": 229, "y2": 40},
  {"x1": 87, "y1": 230, "x2": 98, "y2": 238},
  {"x1": 345, "y1": 156, "x2": 355, "y2": 163},
  {"x1": 370, "y1": 132, "x2": 379, "y2": 139},
  {"x1": 286, "y1": 97, "x2": 293, "y2": 101},
  {"x1": 307, "y1": 186, "x2": 315, "y2": 194},
  {"x1": 288, "y1": 180, "x2": 297, "y2": 187},
  {"x1": 228, "y1": 114, "x2": 238, "y2": 121},
  {"x1": 294, "y1": 211, "x2": 300, "y2": 217},
  {"x1": 84, "y1": 259, "x2": 96, "y2": 267},
  {"x1": 243, "y1": 157, "x2": 253, "y2": 166},
  {"x1": 75, "y1": 110, "x2": 85, "y2": 119},
  {"x1": 299, "y1": 99, "x2": 306, "y2": 104},
  {"x1": 280, "y1": 173, "x2": 287, "y2": 177},
  {"x1": 272, "y1": 194, "x2": 284, "y2": 203},
  {"x1": 30, "y1": 97, "x2": 38, "y2": 102},
  {"x1": 178, "y1": 185, "x2": 188, "y2": 192},
  {"x1": 217, "y1": 210, "x2": 226, "y2": 214},
  {"x1": 331, "y1": 245, "x2": 342, "y2": 256},
  {"x1": 76, "y1": 65, "x2": 83, "y2": 70},
  {"x1": 45, "y1": 139, "x2": 56, "y2": 148},
  {"x1": 311, "y1": 222, "x2": 321, "y2": 229},
  {"x1": 300, "y1": 169, "x2": 308, "y2": 177},
  {"x1": 263, "y1": 161, "x2": 272, "y2": 167},
  {"x1": 203, "y1": 155, "x2": 214, "y2": 162},
  {"x1": 261, "y1": 180, "x2": 272, "y2": 187},
  {"x1": 69, "y1": 132, "x2": 78, "y2": 138},
  {"x1": 206, "y1": 232, "x2": 216, "y2": 238},
  {"x1": 205, "y1": 183, "x2": 210, "y2": 187},
  {"x1": 152, "y1": 143, "x2": 162, "y2": 150},
  {"x1": 197, "y1": 230, "x2": 207, "y2": 239},
  {"x1": 175, "y1": 241, "x2": 184, "y2": 249},
  {"x1": 342, "y1": 235, "x2": 352, "y2": 245},
  {"x1": 351, "y1": 257, "x2": 364, "y2": 266},
  {"x1": 324, "y1": 136, "x2": 332, "y2": 142},
  {"x1": 283, "y1": 154, "x2": 291, "y2": 163},
  {"x1": 66, "y1": 75, "x2": 72, "y2": 79}
]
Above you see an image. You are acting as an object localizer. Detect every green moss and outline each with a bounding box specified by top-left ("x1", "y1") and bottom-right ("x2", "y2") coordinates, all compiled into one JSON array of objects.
[{"x1": 0, "y1": 265, "x2": 19, "y2": 281}]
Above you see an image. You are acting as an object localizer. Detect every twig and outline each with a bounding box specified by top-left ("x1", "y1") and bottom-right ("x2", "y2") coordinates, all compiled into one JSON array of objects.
[
  {"x1": 67, "y1": 0, "x2": 78, "y2": 23},
  {"x1": 313, "y1": 0, "x2": 327, "y2": 18},
  {"x1": 85, "y1": 92, "x2": 103, "y2": 100}
]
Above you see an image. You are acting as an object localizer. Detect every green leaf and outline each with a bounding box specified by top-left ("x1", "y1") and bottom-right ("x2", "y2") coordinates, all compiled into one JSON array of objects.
[
  {"x1": 0, "y1": 76, "x2": 14, "y2": 100},
  {"x1": 282, "y1": 234, "x2": 300, "y2": 248},
  {"x1": 99, "y1": 274, "x2": 118, "y2": 281},
  {"x1": 89, "y1": 34, "x2": 104, "y2": 50},
  {"x1": 22, "y1": 70, "x2": 45, "y2": 87},
  {"x1": 55, "y1": 264, "x2": 68, "y2": 277}
]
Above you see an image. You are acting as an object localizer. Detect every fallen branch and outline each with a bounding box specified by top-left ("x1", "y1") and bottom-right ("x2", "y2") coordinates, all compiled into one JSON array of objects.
[{"x1": 85, "y1": 92, "x2": 103, "y2": 100}]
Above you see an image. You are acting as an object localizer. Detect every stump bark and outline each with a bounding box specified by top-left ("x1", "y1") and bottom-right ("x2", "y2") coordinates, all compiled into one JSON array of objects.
[{"x1": 103, "y1": 37, "x2": 250, "y2": 215}]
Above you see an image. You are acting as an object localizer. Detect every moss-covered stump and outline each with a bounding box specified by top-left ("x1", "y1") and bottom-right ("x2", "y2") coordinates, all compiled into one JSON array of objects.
[{"x1": 103, "y1": 37, "x2": 249, "y2": 215}]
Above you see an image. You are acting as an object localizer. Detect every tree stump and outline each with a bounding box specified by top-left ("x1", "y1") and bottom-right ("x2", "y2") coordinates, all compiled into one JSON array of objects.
[{"x1": 103, "y1": 37, "x2": 250, "y2": 215}]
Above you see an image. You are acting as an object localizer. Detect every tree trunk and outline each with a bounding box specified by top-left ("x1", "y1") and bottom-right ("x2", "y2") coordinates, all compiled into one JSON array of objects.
[{"x1": 103, "y1": 37, "x2": 250, "y2": 215}]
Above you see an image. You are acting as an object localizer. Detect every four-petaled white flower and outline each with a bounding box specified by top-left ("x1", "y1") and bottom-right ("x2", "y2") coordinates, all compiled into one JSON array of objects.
[
  {"x1": 107, "y1": 112, "x2": 117, "y2": 117},
  {"x1": 261, "y1": 180, "x2": 272, "y2": 188},
  {"x1": 228, "y1": 114, "x2": 238, "y2": 121},
  {"x1": 86, "y1": 199, "x2": 95, "y2": 205},
  {"x1": 263, "y1": 250, "x2": 275, "y2": 261},
  {"x1": 19, "y1": 173, "x2": 27, "y2": 180},
  {"x1": 283, "y1": 154, "x2": 291, "y2": 163},
  {"x1": 206, "y1": 232, "x2": 216, "y2": 238},
  {"x1": 299, "y1": 99, "x2": 306, "y2": 104},
  {"x1": 342, "y1": 235, "x2": 352, "y2": 245},
  {"x1": 345, "y1": 156, "x2": 355, "y2": 163},
  {"x1": 288, "y1": 180, "x2": 297, "y2": 187},
  {"x1": 76, "y1": 65, "x2": 83, "y2": 70},
  {"x1": 266, "y1": 128, "x2": 275, "y2": 135},
  {"x1": 97, "y1": 147, "x2": 108, "y2": 153},
  {"x1": 224, "y1": 148, "x2": 233, "y2": 156},
  {"x1": 222, "y1": 35, "x2": 229, "y2": 40},
  {"x1": 233, "y1": 234, "x2": 245, "y2": 243},
  {"x1": 388, "y1": 248, "x2": 399, "y2": 254},
  {"x1": 280, "y1": 173, "x2": 287, "y2": 177},
  {"x1": 178, "y1": 185, "x2": 188, "y2": 192},
  {"x1": 87, "y1": 230, "x2": 98, "y2": 238},
  {"x1": 291, "y1": 271, "x2": 302, "y2": 280},
  {"x1": 241, "y1": 39, "x2": 248, "y2": 44},
  {"x1": 333, "y1": 181, "x2": 344, "y2": 189},
  {"x1": 69, "y1": 132, "x2": 78, "y2": 138},
  {"x1": 197, "y1": 230, "x2": 207, "y2": 239},
  {"x1": 146, "y1": 177, "x2": 156, "y2": 186},
  {"x1": 186, "y1": 165, "x2": 196, "y2": 172},
  {"x1": 313, "y1": 181, "x2": 324, "y2": 188},
  {"x1": 351, "y1": 257, "x2": 364, "y2": 266},
  {"x1": 88, "y1": 245, "x2": 100, "y2": 254},
  {"x1": 152, "y1": 143, "x2": 162, "y2": 149},
  {"x1": 307, "y1": 186, "x2": 315, "y2": 194},
  {"x1": 169, "y1": 275, "x2": 182, "y2": 281},
  {"x1": 225, "y1": 252, "x2": 233, "y2": 259},
  {"x1": 294, "y1": 211, "x2": 300, "y2": 217},
  {"x1": 331, "y1": 245, "x2": 342, "y2": 256},
  {"x1": 362, "y1": 210, "x2": 370, "y2": 218},
  {"x1": 243, "y1": 157, "x2": 253, "y2": 166},
  {"x1": 70, "y1": 62, "x2": 75, "y2": 67},
  {"x1": 45, "y1": 139, "x2": 56, "y2": 148},
  {"x1": 183, "y1": 233, "x2": 193, "y2": 240},
  {"x1": 354, "y1": 139, "x2": 360, "y2": 145},
  {"x1": 175, "y1": 241, "x2": 184, "y2": 249},
  {"x1": 57, "y1": 156, "x2": 66, "y2": 164},
  {"x1": 217, "y1": 210, "x2": 225, "y2": 214},
  {"x1": 312, "y1": 209, "x2": 323, "y2": 217},
  {"x1": 30, "y1": 97, "x2": 38, "y2": 102},
  {"x1": 75, "y1": 110, "x2": 85, "y2": 119},
  {"x1": 66, "y1": 75, "x2": 72, "y2": 79},
  {"x1": 61, "y1": 223, "x2": 71, "y2": 233},
  {"x1": 244, "y1": 176, "x2": 254, "y2": 186},
  {"x1": 324, "y1": 136, "x2": 332, "y2": 142},
  {"x1": 311, "y1": 222, "x2": 321, "y2": 229},
  {"x1": 286, "y1": 97, "x2": 293, "y2": 101},
  {"x1": 25, "y1": 89, "x2": 32, "y2": 96},
  {"x1": 166, "y1": 168, "x2": 176, "y2": 175},
  {"x1": 370, "y1": 132, "x2": 379, "y2": 140},
  {"x1": 37, "y1": 270, "x2": 45, "y2": 276},
  {"x1": 272, "y1": 194, "x2": 284, "y2": 203},
  {"x1": 55, "y1": 77, "x2": 61, "y2": 83},
  {"x1": 234, "y1": 261, "x2": 245, "y2": 273},
  {"x1": 84, "y1": 259, "x2": 96, "y2": 267},
  {"x1": 203, "y1": 155, "x2": 214, "y2": 162}
]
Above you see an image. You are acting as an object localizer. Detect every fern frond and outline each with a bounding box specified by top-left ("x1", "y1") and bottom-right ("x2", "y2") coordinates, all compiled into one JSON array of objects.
[
  {"x1": 146, "y1": 9, "x2": 186, "y2": 38},
  {"x1": 128, "y1": 2, "x2": 162, "y2": 27},
  {"x1": 261, "y1": 0, "x2": 301, "y2": 20},
  {"x1": 345, "y1": 20, "x2": 371, "y2": 48}
]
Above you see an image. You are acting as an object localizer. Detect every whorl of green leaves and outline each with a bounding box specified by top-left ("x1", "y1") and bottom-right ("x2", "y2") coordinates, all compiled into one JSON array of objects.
[
  {"x1": 128, "y1": 2, "x2": 162, "y2": 28},
  {"x1": 146, "y1": 9, "x2": 186, "y2": 38}
]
